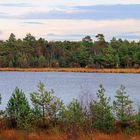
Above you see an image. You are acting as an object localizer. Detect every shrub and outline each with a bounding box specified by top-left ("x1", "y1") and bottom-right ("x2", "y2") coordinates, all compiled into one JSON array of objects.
[
  {"x1": 89, "y1": 85, "x2": 115, "y2": 132},
  {"x1": 59, "y1": 99, "x2": 84, "y2": 125},
  {"x1": 113, "y1": 85, "x2": 134, "y2": 122},
  {"x1": 5, "y1": 87, "x2": 31, "y2": 129},
  {"x1": 0, "y1": 93, "x2": 1, "y2": 116},
  {"x1": 135, "y1": 106, "x2": 140, "y2": 130},
  {"x1": 113, "y1": 85, "x2": 134, "y2": 131},
  {"x1": 0, "y1": 94, "x2": 1, "y2": 105},
  {"x1": 30, "y1": 82, "x2": 64, "y2": 128}
]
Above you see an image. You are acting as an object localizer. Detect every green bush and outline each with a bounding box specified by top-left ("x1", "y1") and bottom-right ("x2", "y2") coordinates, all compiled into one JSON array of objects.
[
  {"x1": 6, "y1": 87, "x2": 31, "y2": 129},
  {"x1": 113, "y1": 85, "x2": 134, "y2": 122},
  {"x1": 89, "y1": 85, "x2": 115, "y2": 132},
  {"x1": 1, "y1": 83, "x2": 140, "y2": 133},
  {"x1": 0, "y1": 94, "x2": 1, "y2": 105},
  {"x1": 30, "y1": 82, "x2": 64, "y2": 128},
  {"x1": 0, "y1": 93, "x2": 2, "y2": 118},
  {"x1": 135, "y1": 106, "x2": 140, "y2": 130},
  {"x1": 113, "y1": 85, "x2": 135, "y2": 131},
  {"x1": 59, "y1": 99, "x2": 84, "y2": 125}
]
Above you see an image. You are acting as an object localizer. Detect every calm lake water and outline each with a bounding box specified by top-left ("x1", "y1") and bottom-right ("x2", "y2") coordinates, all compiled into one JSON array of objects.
[{"x1": 0, "y1": 72, "x2": 140, "y2": 110}]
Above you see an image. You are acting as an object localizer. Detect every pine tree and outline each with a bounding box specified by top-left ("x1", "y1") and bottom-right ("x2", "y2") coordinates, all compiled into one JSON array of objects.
[
  {"x1": 30, "y1": 82, "x2": 64, "y2": 122},
  {"x1": 0, "y1": 94, "x2": 1, "y2": 105},
  {"x1": 113, "y1": 85, "x2": 134, "y2": 122},
  {"x1": 90, "y1": 85, "x2": 115, "y2": 132},
  {"x1": 6, "y1": 87, "x2": 31, "y2": 128}
]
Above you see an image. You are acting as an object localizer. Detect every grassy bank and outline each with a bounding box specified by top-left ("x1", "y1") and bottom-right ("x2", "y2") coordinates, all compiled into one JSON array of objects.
[{"x1": 0, "y1": 68, "x2": 140, "y2": 73}]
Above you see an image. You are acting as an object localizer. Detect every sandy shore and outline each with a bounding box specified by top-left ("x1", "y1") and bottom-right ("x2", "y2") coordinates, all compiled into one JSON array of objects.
[{"x1": 0, "y1": 68, "x2": 140, "y2": 73}]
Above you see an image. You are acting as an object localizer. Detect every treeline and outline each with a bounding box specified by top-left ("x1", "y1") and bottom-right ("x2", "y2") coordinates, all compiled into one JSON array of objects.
[
  {"x1": 0, "y1": 33, "x2": 140, "y2": 68},
  {"x1": 0, "y1": 82, "x2": 140, "y2": 133}
]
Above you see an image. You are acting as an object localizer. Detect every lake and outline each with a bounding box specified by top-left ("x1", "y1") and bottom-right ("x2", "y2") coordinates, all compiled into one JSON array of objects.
[{"x1": 0, "y1": 72, "x2": 140, "y2": 110}]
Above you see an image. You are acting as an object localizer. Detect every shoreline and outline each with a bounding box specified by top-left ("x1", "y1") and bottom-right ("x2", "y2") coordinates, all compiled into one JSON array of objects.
[{"x1": 0, "y1": 68, "x2": 140, "y2": 73}]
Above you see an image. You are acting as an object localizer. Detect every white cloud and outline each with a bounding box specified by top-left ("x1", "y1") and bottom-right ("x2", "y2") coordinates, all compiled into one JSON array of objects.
[
  {"x1": 0, "y1": 0, "x2": 140, "y2": 41},
  {"x1": 25, "y1": 0, "x2": 140, "y2": 6},
  {"x1": 0, "y1": 19, "x2": 140, "y2": 41},
  {"x1": 0, "y1": 0, "x2": 140, "y2": 7}
]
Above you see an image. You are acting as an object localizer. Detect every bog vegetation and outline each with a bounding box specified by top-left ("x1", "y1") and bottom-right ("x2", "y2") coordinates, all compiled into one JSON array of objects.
[
  {"x1": 0, "y1": 82, "x2": 140, "y2": 135},
  {"x1": 0, "y1": 33, "x2": 140, "y2": 68}
]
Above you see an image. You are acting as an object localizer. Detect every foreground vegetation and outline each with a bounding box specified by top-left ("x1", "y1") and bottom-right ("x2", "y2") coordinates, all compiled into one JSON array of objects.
[
  {"x1": 0, "y1": 33, "x2": 140, "y2": 68},
  {"x1": 0, "y1": 82, "x2": 140, "y2": 140}
]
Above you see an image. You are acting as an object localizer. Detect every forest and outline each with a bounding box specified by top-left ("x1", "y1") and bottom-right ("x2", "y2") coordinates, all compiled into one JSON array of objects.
[{"x1": 0, "y1": 33, "x2": 140, "y2": 68}]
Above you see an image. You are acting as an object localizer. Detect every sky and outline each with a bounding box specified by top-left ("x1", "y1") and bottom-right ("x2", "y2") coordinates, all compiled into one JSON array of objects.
[{"x1": 0, "y1": 0, "x2": 140, "y2": 41}]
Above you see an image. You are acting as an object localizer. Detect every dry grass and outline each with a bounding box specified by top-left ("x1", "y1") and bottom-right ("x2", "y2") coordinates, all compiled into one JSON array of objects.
[
  {"x1": 0, "y1": 130, "x2": 66, "y2": 140},
  {"x1": 1, "y1": 129, "x2": 20, "y2": 140},
  {"x1": 1, "y1": 130, "x2": 140, "y2": 140},
  {"x1": 93, "y1": 133, "x2": 131, "y2": 140},
  {"x1": 24, "y1": 132, "x2": 65, "y2": 140},
  {"x1": 0, "y1": 68, "x2": 140, "y2": 73}
]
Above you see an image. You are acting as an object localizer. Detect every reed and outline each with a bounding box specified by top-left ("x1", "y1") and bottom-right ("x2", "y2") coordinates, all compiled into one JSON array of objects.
[
  {"x1": 1, "y1": 130, "x2": 140, "y2": 140},
  {"x1": 0, "y1": 68, "x2": 140, "y2": 73}
]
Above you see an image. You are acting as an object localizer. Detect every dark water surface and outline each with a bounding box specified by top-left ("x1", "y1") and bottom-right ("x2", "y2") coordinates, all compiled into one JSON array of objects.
[{"x1": 0, "y1": 72, "x2": 140, "y2": 109}]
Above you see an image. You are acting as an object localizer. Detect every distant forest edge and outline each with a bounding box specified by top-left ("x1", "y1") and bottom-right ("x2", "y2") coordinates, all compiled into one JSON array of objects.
[{"x1": 0, "y1": 33, "x2": 140, "y2": 69}]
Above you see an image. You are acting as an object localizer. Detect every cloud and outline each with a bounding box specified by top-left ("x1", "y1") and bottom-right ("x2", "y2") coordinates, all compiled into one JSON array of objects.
[
  {"x1": 0, "y1": 4, "x2": 139, "y2": 20},
  {"x1": 0, "y1": 3, "x2": 34, "y2": 7},
  {"x1": 47, "y1": 33, "x2": 85, "y2": 37},
  {"x1": 21, "y1": 4, "x2": 140, "y2": 20},
  {"x1": 23, "y1": 21, "x2": 43, "y2": 25},
  {"x1": 45, "y1": 33, "x2": 92, "y2": 41},
  {"x1": 0, "y1": 12, "x2": 11, "y2": 18},
  {"x1": 117, "y1": 31, "x2": 140, "y2": 40},
  {"x1": 0, "y1": 18, "x2": 140, "y2": 41},
  {"x1": 47, "y1": 33, "x2": 88, "y2": 39},
  {"x1": 117, "y1": 34, "x2": 140, "y2": 40},
  {"x1": 0, "y1": 30, "x2": 3, "y2": 34},
  {"x1": 13, "y1": 0, "x2": 140, "y2": 7}
]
